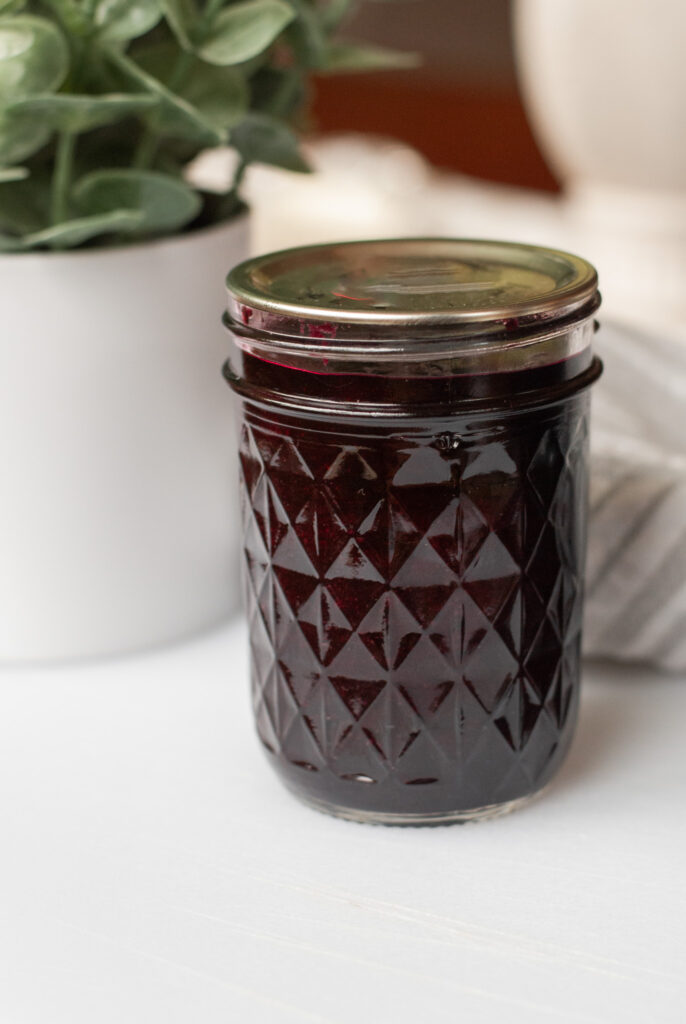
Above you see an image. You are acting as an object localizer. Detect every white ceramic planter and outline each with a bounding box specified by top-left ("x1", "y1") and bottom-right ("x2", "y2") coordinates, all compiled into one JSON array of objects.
[
  {"x1": 0, "y1": 215, "x2": 249, "y2": 662},
  {"x1": 514, "y1": 0, "x2": 686, "y2": 324}
]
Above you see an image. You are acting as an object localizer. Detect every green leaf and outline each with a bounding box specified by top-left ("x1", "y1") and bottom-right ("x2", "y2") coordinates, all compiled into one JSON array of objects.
[
  {"x1": 0, "y1": 169, "x2": 48, "y2": 234},
  {"x1": 0, "y1": 108, "x2": 50, "y2": 164},
  {"x1": 160, "y1": 0, "x2": 195, "y2": 49},
  {"x1": 74, "y1": 168, "x2": 201, "y2": 234},
  {"x1": 0, "y1": 231, "x2": 23, "y2": 250},
  {"x1": 322, "y1": 41, "x2": 420, "y2": 72},
  {"x1": 7, "y1": 93, "x2": 159, "y2": 134},
  {"x1": 284, "y1": 0, "x2": 327, "y2": 68},
  {"x1": 0, "y1": 16, "x2": 69, "y2": 103},
  {"x1": 107, "y1": 48, "x2": 226, "y2": 145},
  {"x1": 19, "y1": 209, "x2": 145, "y2": 249},
  {"x1": 0, "y1": 0, "x2": 27, "y2": 13},
  {"x1": 230, "y1": 112, "x2": 309, "y2": 172},
  {"x1": 320, "y1": 0, "x2": 353, "y2": 31},
  {"x1": 199, "y1": 0, "x2": 294, "y2": 67},
  {"x1": 46, "y1": 0, "x2": 92, "y2": 37},
  {"x1": 180, "y1": 63, "x2": 248, "y2": 132},
  {"x1": 93, "y1": 0, "x2": 162, "y2": 42},
  {"x1": 0, "y1": 164, "x2": 27, "y2": 181},
  {"x1": 136, "y1": 43, "x2": 247, "y2": 132}
]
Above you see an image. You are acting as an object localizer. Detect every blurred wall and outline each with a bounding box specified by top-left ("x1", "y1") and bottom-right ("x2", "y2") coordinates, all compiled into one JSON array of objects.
[
  {"x1": 349, "y1": 0, "x2": 516, "y2": 88},
  {"x1": 312, "y1": 0, "x2": 558, "y2": 191}
]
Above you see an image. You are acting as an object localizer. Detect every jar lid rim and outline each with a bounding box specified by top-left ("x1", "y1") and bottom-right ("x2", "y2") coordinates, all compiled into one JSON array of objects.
[{"x1": 226, "y1": 237, "x2": 599, "y2": 334}]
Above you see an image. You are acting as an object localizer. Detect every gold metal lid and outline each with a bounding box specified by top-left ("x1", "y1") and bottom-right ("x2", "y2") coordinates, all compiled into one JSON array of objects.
[
  {"x1": 226, "y1": 238, "x2": 598, "y2": 335},
  {"x1": 224, "y1": 238, "x2": 600, "y2": 376}
]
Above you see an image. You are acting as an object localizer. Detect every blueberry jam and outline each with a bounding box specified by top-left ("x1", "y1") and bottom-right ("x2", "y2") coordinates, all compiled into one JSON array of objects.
[{"x1": 225, "y1": 239, "x2": 601, "y2": 824}]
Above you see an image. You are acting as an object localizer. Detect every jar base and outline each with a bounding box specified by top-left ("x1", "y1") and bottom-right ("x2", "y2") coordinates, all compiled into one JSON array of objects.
[{"x1": 283, "y1": 784, "x2": 544, "y2": 827}]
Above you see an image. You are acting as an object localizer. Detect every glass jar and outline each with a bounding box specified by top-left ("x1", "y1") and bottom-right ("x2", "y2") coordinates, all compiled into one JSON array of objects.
[{"x1": 224, "y1": 239, "x2": 602, "y2": 825}]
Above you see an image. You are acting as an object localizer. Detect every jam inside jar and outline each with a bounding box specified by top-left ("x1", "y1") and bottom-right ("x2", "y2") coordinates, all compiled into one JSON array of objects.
[{"x1": 225, "y1": 239, "x2": 602, "y2": 824}]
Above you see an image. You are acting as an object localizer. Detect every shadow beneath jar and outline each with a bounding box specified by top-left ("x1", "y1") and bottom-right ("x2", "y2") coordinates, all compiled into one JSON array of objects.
[{"x1": 551, "y1": 657, "x2": 677, "y2": 796}]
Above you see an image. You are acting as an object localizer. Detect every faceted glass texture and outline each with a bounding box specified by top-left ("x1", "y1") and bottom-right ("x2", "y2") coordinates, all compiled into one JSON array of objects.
[{"x1": 237, "y1": 393, "x2": 591, "y2": 823}]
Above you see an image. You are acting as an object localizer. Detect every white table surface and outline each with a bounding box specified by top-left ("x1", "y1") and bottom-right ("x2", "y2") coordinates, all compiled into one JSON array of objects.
[{"x1": 1, "y1": 619, "x2": 684, "y2": 1024}]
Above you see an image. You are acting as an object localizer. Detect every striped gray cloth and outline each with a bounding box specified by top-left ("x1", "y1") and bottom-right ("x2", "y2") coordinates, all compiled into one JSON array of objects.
[{"x1": 585, "y1": 322, "x2": 686, "y2": 671}]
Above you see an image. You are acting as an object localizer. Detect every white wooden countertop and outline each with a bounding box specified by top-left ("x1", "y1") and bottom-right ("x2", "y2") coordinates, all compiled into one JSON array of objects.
[{"x1": 1, "y1": 618, "x2": 684, "y2": 1024}]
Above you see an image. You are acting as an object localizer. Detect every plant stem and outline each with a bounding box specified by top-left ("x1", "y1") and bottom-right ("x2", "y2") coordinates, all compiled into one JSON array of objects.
[
  {"x1": 131, "y1": 0, "x2": 231, "y2": 174},
  {"x1": 51, "y1": 131, "x2": 76, "y2": 227},
  {"x1": 166, "y1": 49, "x2": 195, "y2": 93},
  {"x1": 133, "y1": 0, "x2": 223, "y2": 173},
  {"x1": 132, "y1": 50, "x2": 195, "y2": 170},
  {"x1": 132, "y1": 131, "x2": 160, "y2": 170},
  {"x1": 200, "y1": 0, "x2": 225, "y2": 33}
]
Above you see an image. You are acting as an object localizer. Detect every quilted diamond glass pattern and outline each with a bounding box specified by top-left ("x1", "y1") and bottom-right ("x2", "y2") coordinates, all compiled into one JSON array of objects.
[{"x1": 239, "y1": 394, "x2": 591, "y2": 819}]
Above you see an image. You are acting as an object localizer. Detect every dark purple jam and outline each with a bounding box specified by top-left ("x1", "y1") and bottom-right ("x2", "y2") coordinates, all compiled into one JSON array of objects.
[{"x1": 231, "y1": 353, "x2": 597, "y2": 820}]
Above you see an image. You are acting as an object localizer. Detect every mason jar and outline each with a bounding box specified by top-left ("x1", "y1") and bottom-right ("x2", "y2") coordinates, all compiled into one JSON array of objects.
[{"x1": 224, "y1": 239, "x2": 602, "y2": 825}]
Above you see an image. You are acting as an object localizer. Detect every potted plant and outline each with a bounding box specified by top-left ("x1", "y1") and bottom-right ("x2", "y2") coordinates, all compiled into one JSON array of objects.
[{"x1": 0, "y1": 0, "x2": 415, "y2": 662}]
